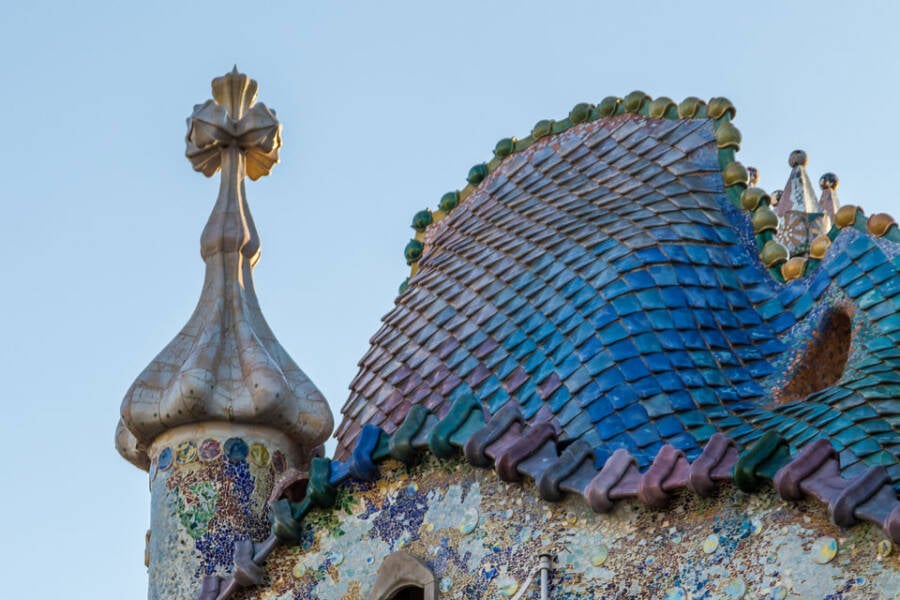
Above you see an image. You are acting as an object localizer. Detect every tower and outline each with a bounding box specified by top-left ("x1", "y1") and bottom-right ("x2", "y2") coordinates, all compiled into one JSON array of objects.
[{"x1": 115, "y1": 68, "x2": 333, "y2": 599}]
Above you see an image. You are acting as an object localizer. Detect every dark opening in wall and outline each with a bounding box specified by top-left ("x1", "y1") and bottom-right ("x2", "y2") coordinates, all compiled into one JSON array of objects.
[
  {"x1": 369, "y1": 551, "x2": 436, "y2": 600},
  {"x1": 777, "y1": 307, "x2": 852, "y2": 404},
  {"x1": 389, "y1": 586, "x2": 425, "y2": 600}
]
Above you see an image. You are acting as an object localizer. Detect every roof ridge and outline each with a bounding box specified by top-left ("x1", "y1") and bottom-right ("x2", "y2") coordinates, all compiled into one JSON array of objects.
[
  {"x1": 398, "y1": 93, "x2": 900, "y2": 293},
  {"x1": 400, "y1": 92, "x2": 748, "y2": 289}
]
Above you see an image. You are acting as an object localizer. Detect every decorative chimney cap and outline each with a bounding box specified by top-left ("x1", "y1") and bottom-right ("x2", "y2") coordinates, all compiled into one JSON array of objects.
[
  {"x1": 116, "y1": 69, "x2": 333, "y2": 470},
  {"x1": 747, "y1": 166, "x2": 759, "y2": 187},
  {"x1": 819, "y1": 172, "x2": 839, "y2": 190},
  {"x1": 818, "y1": 172, "x2": 841, "y2": 218},
  {"x1": 776, "y1": 149, "x2": 821, "y2": 217},
  {"x1": 788, "y1": 149, "x2": 808, "y2": 168}
]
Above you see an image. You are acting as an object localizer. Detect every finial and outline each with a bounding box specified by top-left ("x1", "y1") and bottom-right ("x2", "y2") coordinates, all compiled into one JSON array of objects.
[
  {"x1": 775, "y1": 149, "x2": 825, "y2": 255},
  {"x1": 116, "y1": 69, "x2": 332, "y2": 470},
  {"x1": 818, "y1": 172, "x2": 841, "y2": 219},
  {"x1": 747, "y1": 166, "x2": 759, "y2": 187},
  {"x1": 819, "y1": 172, "x2": 839, "y2": 190},
  {"x1": 788, "y1": 149, "x2": 808, "y2": 168},
  {"x1": 775, "y1": 149, "x2": 820, "y2": 216},
  {"x1": 186, "y1": 69, "x2": 280, "y2": 181}
]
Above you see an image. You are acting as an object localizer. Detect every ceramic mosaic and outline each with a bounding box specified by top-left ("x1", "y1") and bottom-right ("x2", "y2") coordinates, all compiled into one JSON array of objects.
[
  {"x1": 148, "y1": 436, "x2": 284, "y2": 599},
  {"x1": 258, "y1": 457, "x2": 899, "y2": 599}
]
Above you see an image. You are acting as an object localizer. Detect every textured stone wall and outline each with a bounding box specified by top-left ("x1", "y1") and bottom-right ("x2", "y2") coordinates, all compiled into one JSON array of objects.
[{"x1": 257, "y1": 457, "x2": 898, "y2": 599}]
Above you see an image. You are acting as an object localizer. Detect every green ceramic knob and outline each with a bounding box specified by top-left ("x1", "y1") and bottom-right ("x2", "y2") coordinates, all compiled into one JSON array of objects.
[
  {"x1": 439, "y1": 191, "x2": 460, "y2": 212},
  {"x1": 648, "y1": 97, "x2": 675, "y2": 118},
  {"x1": 623, "y1": 90, "x2": 649, "y2": 113},
  {"x1": 569, "y1": 102, "x2": 593, "y2": 124},
  {"x1": 597, "y1": 96, "x2": 620, "y2": 117},
  {"x1": 411, "y1": 209, "x2": 433, "y2": 232},
  {"x1": 493, "y1": 137, "x2": 516, "y2": 158},
  {"x1": 404, "y1": 239, "x2": 424, "y2": 265},
  {"x1": 532, "y1": 119, "x2": 554, "y2": 139},
  {"x1": 740, "y1": 187, "x2": 769, "y2": 212},
  {"x1": 752, "y1": 205, "x2": 779, "y2": 233},
  {"x1": 715, "y1": 122, "x2": 742, "y2": 150},
  {"x1": 677, "y1": 97, "x2": 705, "y2": 118},
  {"x1": 467, "y1": 163, "x2": 489, "y2": 185},
  {"x1": 722, "y1": 161, "x2": 749, "y2": 187},
  {"x1": 707, "y1": 97, "x2": 736, "y2": 120},
  {"x1": 760, "y1": 239, "x2": 788, "y2": 267}
]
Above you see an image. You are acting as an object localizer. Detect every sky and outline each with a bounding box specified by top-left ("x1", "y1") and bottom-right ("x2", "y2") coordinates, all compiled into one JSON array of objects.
[{"x1": 0, "y1": 1, "x2": 898, "y2": 598}]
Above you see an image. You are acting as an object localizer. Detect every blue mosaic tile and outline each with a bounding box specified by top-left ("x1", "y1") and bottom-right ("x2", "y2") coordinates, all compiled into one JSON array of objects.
[
  {"x1": 158, "y1": 447, "x2": 173, "y2": 471},
  {"x1": 224, "y1": 438, "x2": 248, "y2": 462},
  {"x1": 824, "y1": 252, "x2": 852, "y2": 276},
  {"x1": 836, "y1": 264, "x2": 866, "y2": 287},
  {"x1": 868, "y1": 263, "x2": 896, "y2": 285},
  {"x1": 845, "y1": 235, "x2": 874, "y2": 259},
  {"x1": 598, "y1": 322, "x2": 629, "y2": 345},
  {"x1": 768, "y1": 312, "x2": 797, "y2": 333}
]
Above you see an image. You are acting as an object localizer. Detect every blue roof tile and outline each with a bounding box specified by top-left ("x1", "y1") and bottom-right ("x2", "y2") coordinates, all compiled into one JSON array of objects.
[{"x1": 336, "y1": 112, "x2": 900, "y2": 488}]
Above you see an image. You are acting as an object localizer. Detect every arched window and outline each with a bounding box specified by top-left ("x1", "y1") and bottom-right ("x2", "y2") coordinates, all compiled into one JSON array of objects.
[{"x1": 368, "y1": 551, "x2": 437, "y2": 600}]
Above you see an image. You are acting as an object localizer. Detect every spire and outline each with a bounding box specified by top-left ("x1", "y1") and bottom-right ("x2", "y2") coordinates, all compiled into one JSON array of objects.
[
  {"x1": 819, "y1": 172, "x2": 840, "y2": 228},
  {"x1": 115, "y1": 68, "x2": 333, "y2": 470},
  {"x1": 774, "y1": 150, "x2": 827, "y2": 257},
  {"x1": 775, "y1": 150, "x2": 821, "y2": 216}
]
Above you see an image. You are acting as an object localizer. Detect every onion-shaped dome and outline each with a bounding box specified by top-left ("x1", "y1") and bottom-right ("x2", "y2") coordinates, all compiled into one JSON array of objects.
[{"x1": 116, "y1": 68, "x2": 332, "y2": 470}]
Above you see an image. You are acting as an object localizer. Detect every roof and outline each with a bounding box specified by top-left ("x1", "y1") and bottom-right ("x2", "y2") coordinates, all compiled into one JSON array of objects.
[
  {"x1": 201, "y1": 94, "x2": 900, "y2": 599},
  {"x1": 335, "y1": 93, "x2": 900, "y2": 492},
  {"x1": 213, "y1": 391, "x2": 900, "y2": 598}
]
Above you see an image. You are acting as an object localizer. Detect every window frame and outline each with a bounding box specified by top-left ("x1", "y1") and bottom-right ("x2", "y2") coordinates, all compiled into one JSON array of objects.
[{"x1": 368, "y1": 551, "x2": 437, "y2": 600}]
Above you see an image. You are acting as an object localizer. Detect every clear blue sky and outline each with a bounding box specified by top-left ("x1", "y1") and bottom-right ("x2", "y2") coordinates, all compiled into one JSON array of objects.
[{"x1": 1, "y1": 1, "x2": 897, "y2": 597}]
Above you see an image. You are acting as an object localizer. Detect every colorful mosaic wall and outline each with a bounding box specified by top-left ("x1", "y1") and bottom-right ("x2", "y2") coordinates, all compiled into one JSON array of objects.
[
  {"x1": 148, "y1": 434, "x2": 287, "y2": 600},
  {"x1": 257, "y1": 457, "x2": 898, "y2": 599}
]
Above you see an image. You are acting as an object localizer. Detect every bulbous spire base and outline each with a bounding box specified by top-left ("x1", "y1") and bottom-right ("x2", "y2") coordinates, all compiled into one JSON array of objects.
[{"x1": 116, "y1": 69, "x2": 333, "y2": 470}]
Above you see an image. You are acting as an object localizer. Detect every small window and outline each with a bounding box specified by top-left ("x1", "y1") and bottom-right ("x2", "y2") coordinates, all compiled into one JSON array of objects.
[
  {"x1": 776, "y1": 307, "x2": 852, "y2": 405},
  {"x1": 368, "y1": 552, "x2": 436, "y2": 600},
  {"x1": 388, "y1": 586, "x2": 424, "y2": 600}
]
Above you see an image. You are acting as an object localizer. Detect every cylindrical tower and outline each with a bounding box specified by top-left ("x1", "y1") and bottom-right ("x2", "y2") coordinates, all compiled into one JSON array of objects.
[{"x1": 115, "y1": 68, "x2": 333, "y2": 599}]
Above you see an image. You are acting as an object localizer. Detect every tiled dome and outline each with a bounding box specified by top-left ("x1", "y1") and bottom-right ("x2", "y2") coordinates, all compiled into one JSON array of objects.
[{"x1": 336, "y1": 99, "x2": 900, "y2": 489}]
